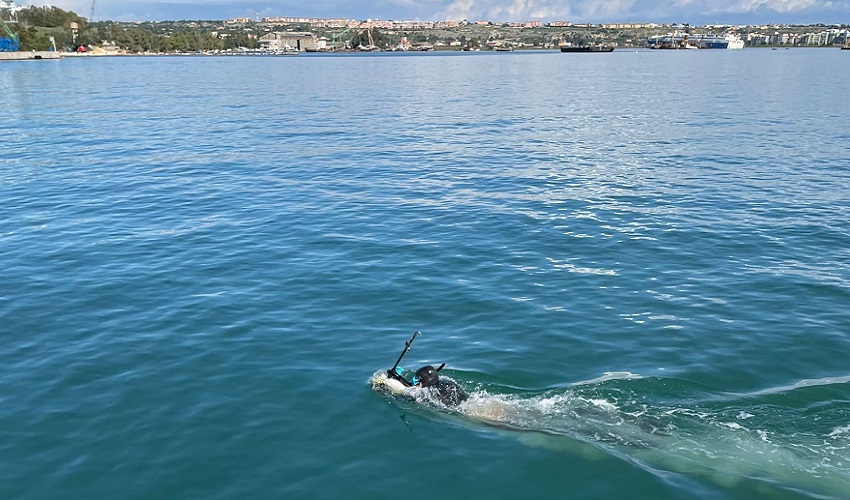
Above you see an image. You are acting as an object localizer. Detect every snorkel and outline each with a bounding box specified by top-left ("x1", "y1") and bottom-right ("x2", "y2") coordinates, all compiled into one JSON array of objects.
[
  {"x1": 386, "y1": 331, "x2": 445, "y2": 387},
  {"x1": 388, "y1": 331, "x2": 419, "y2": 386}
]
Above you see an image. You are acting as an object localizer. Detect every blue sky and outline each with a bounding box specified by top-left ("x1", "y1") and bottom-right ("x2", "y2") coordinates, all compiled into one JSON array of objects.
[{"x1": 35, "y1": 0, "x2": 850, "y2": 24}]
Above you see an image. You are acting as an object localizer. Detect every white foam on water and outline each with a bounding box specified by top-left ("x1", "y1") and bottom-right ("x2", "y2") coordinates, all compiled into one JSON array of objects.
[
  {"x1": 573, "y1": 371, "x2": 642, "y2": 385},
  {"x1": 588, "y1": 398, "x2": 618, "y2": 412},
  {"x1": 371, "y1": 370, "x2": 850, "y2": 498},
  {"x1": 828, "y1": 425, "x2": 850, "y2": 438},
  {"x1": 739, "y1": 374, "x2": 850, "y2": 397}
]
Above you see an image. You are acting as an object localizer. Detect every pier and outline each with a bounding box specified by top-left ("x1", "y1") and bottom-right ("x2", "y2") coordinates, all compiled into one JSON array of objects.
[{"x1": 0, "y1": 50, "x2": 62, "y2": 61}]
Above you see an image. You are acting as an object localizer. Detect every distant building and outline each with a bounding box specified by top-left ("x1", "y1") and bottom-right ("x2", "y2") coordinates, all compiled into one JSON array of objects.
[
  {"x1": 258, "y1": 32, "x2": 317, "y2": 51},
  {"x1": 262, "y1": 17, "x2": 349, "y2": 28},
  {"x1": 601, "y1": 23, "x2": 655, "y2": 29},
  {"x1": 0, "y1": 0, "x2": 22, "y2": 13},
  {"x1": 393, "y1": 20, "x2": 435, "y2": 29},
  {"x1": 548, "y1": 21, "x2": 571, "y2": 27}
]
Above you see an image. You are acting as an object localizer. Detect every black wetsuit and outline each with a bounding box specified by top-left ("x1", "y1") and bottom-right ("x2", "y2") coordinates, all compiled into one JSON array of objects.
[
  {"x1": 387, "y1": 369, "x2": 469, "y2": 407},
  {"x1": 428, "y1": 378, "x2": 468, "y2": 407}
]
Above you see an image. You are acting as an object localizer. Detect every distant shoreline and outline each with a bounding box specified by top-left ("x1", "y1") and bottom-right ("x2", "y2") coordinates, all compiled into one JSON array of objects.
[{"x1": 58, "y1": 45, "x2": 842, "y2": 57}]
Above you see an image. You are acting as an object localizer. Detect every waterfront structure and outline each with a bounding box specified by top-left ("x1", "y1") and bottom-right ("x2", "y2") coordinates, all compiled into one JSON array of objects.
[{"x1": 258, "y1": 32, "x2": 317, "y2": 52}]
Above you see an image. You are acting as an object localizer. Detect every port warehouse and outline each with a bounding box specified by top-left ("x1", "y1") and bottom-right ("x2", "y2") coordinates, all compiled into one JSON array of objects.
[{"x1": 257, "y1": 32, "x2": 317, "y2": 51}]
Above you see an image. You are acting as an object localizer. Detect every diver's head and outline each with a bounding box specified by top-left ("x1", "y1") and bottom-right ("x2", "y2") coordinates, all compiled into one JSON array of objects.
[{"x1": 414, "y1": 365, "x2": 439, "y2": 388}]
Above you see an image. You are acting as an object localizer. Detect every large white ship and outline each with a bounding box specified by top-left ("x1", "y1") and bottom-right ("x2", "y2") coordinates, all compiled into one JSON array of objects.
[
  {"x1": 647, "y1": 33, "x2": 745, "y2": 50},
  {"x1": 692, "y1": 33, "x2": 745, "y2": 49}
]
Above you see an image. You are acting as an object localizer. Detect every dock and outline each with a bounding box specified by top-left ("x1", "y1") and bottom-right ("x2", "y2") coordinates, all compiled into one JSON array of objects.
[{"x1": 0, "y1": 51, "x2": 62, "y2": 61}]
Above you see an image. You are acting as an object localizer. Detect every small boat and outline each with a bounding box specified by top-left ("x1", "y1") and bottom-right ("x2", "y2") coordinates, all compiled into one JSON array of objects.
[{"x1": 560, "y1": 46, "x2": 614, "y2": 53}]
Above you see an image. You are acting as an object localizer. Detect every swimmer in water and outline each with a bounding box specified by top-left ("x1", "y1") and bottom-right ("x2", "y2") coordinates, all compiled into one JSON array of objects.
[
  {"x1": 382, "y1": 331, "x2": 479, "y2": 410},
  {"x1": 409, "y1": 365, "x2": 510, "y2": 422},
  {"x1": 387, "y1": 363, "x2": 469, "y2": 407},
  {"x1": 411, "y1": 365, "x2": 469, "y2": 407}
]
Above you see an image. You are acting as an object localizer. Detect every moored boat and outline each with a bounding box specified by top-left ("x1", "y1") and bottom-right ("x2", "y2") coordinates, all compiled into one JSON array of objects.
[
  {"x1": 691, "y1": 33, "x2": 745, "y2": 49},
  {"x1": 560, "y1": 46, "x2": 614, "y2": 53},
  {"x1": 647, "y1": 33, "x2": 698, "y2": 49},
  {"x1": 647, "y1": 32, "x2": 744, "y2": 50}
]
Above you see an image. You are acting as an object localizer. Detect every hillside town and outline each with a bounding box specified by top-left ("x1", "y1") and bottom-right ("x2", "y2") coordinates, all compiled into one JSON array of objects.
[{"x1": 125, "y1": 17, "x2": 849, "y2": 53}]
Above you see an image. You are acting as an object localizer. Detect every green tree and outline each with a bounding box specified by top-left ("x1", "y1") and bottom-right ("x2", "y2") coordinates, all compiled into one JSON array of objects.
[
  {"x1": 15, "y1": 26, "x2": 39, "y2": 50},
  {"x1": 223, "y1": 33, "x2": 256, "y2": 49},
  {"x1": 350, "y1": 28, "x2": 387, "y2": 49},
  {"x1": 18, "y1": 6, "x2": 86, "y2": 29}
]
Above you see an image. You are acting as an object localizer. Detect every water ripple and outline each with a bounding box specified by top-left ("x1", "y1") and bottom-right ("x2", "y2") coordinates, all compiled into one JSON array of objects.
[{"x1": 2, "y1": 50, "x2": 849, "y2": 500}]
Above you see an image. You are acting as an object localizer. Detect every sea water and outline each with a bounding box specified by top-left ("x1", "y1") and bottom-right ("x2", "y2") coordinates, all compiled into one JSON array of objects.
[{"x1": 1, "y1": 49, "x2": 849, "y2": 499}]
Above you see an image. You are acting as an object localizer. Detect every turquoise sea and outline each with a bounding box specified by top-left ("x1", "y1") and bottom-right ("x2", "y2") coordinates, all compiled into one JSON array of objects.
[{"x1": 2, "y1": 48, "x2": 849, "y2": 499}]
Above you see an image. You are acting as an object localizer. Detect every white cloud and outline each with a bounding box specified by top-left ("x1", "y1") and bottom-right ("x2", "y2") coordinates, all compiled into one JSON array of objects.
[
  {"x1": 580, "y1": 0, "x2": 637, "y2": 19},
  {"x1": 437, "y1": 0, "x2": 578, "y2": 21},
  {"x1": 438, "y1": 0, "x2": 477, "y2": 20},
  {"x1": 727, "y1": 0, "x2": 819, "y2": 13},
  {"x1": 436, "y1": 0, "x2": 837, "y2": 21},
  {"x1": 34, "y1": 0, "x2": 850, "y2": 23}
]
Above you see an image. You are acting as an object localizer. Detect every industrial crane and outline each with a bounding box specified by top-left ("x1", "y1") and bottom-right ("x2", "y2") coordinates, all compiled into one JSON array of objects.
[{"x1": 0, "y1": 17, "x2": 19, "y2": 51}]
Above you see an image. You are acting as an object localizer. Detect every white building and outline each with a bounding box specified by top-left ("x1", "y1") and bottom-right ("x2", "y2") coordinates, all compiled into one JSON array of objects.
[
  {"x1": 258, "y1": 32, "x2": 318, "y2": 52},
  {"x1": 1, "y1": 0, "x2": 23, "y2": 19}
]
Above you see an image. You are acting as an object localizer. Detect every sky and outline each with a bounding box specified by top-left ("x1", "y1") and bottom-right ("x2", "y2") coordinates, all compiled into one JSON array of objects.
[{"x1": 27, "y1": 0, "x2": 850, "y2": 24}]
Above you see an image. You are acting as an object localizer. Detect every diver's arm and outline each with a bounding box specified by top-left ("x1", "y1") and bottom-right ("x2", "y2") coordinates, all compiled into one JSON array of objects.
[{"x1": 387, "y1": 368, "x2": 413, "y2": 387}]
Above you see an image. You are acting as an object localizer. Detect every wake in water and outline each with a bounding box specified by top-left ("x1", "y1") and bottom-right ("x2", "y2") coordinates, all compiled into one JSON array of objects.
[{"x1": 371, "y1": 370, "x2": 850, "y2": 499}]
